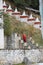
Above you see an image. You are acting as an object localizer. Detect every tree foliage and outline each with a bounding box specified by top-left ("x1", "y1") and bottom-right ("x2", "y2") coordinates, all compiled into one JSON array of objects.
[
  {"x1": 4, "y1": 0, "x2": 39, "y2": 10},
  {"x1": 13, "y1": 0, "x2": 39, "y2": 10},
  {"x1": 3, "y1": 14, "x2": 12, "y2": 36}
]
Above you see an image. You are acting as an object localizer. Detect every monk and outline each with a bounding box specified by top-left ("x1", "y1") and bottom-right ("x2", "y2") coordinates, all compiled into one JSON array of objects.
[{"x1": 22, "y1": 34, "x2": 27, "y2": 42}]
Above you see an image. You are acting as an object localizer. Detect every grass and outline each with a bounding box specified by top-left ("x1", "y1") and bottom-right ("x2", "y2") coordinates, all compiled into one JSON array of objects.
[{"x1": 32, "y1": 29, "x2": 43, "y2": 46}]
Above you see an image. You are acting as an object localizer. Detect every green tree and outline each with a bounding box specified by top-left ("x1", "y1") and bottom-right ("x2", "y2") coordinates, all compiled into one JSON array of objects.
[{"x1": 4, "y1": 0, "x2": 39, "y2": 10}]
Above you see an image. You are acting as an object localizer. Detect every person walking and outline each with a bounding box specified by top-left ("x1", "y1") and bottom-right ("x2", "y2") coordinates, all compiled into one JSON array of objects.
[
  {"x1": 22, "y1": 33, "x2": 27, "y2": 42},
  {"x1": 22, "y1": 33, "x2": 27, "y2": 49}
]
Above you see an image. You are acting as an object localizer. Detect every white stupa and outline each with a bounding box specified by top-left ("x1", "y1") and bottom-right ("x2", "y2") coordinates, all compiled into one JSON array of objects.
[
  {"x1": 34, "y1": 17, "x2": 41, "y2": 30},
  {"x1": 3, "y1": 2, "x2": 7, "y2": 13},
  {"x1": 0, "y1": 28, "x2": 4, "y2": 49},
  {"x1": 0, "y1": 18, "x2": 4, "y2": 49},
  {"x1": 0, "y1": 0, "x2": 3, "y2": 10},
  {"x1": 7, "y1": 5, "x2": 13, "y2": 15},
  {"x1": 20, "y1": 11, "x2": 28, "y2": 22},
  {"x1": 14, "y1": 8, "x2": 18, "y2": 12},
  {"x1": 8, "y1": 5, "x2": 12, "y2": 10},
  {"x1": 12, "y1": 8, "x2": 21, "y2": 20},
  {"x1": 27, "y1": 14, "x2": 35, "y2": 25},
  {"x1": 22, "y1": 11, "x2": 26, "y2": 16},
  {"x1": 0, "y1": 0, "x2": 3, "y2": 14},
  {"x1": 0, "y1": 0, "x2": 4, "y2": 49},
  {"x1": 0, "y1": 18, "x2": 3, "y2": 24}
]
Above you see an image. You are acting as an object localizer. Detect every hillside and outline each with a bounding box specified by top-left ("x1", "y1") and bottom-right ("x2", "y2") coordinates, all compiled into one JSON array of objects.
[{"x1": 3, "y1": 14, "x2": 43, "y2": 46}]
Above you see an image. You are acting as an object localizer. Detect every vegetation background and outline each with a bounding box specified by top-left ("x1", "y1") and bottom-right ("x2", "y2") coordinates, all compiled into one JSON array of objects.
[{"x1": 4, "y1": 0, "x2": 39, "y2": 10}]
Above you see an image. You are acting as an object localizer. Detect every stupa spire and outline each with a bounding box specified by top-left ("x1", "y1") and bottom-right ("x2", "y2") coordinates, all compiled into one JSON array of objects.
[
  {"x1": 8, "y1": 5, "x2": 12, "y2": 10},
  {"x1": 22, "y1": 11, "x2": 26, "y2": 16},
  {"x1": 14, "y1": 8, "x2": 18, "y2": 12}
]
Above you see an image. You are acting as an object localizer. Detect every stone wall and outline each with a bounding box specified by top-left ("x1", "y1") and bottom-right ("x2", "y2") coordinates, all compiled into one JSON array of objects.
[{"x1": 0, "y1": 49, "x2": 43, "y2": 64}]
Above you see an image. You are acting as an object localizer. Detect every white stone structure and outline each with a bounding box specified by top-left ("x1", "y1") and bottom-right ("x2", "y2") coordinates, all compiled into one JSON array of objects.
[
  {"x1": 27, "y1": 14, "x2": 35, "y2": 25},
  {"x1": 14, "y1": 33, "x2": 20, "y2": 49},
  {"x1": 12, "y1": 8, "x2": 21, "y2": 20},
  {"x1": 3, "y1": 2, "x2": 7, "y2": 13},
  {"x1": 0, "y1": 0, "x2": 3, "y2": 10},
  {"x1": 20, "y1": 11, "x2": 28, "y2": 22},
  {"x1": 0, "y1": 0, "x2": 4, "y2": 49},
  {"x1": 7, "y1": 5, "x2": 13, "y2": 15},
  {"x1": 0, "y1": 29, "x2": 4, "y2": 49},
  {"x1": 34, "y1": 17, "x2": 41, "y2": 30}
]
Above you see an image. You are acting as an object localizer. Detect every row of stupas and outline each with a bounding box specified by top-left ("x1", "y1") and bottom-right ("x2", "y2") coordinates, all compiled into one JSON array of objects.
[{"x1": 3, "y1": 2, "x2": 41, "y2": 30}]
